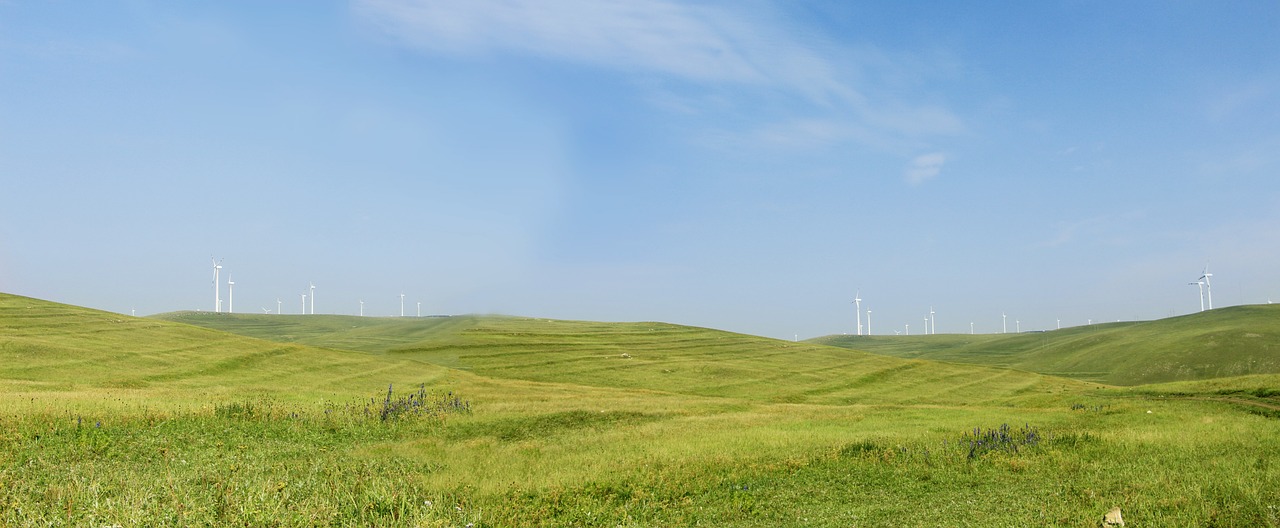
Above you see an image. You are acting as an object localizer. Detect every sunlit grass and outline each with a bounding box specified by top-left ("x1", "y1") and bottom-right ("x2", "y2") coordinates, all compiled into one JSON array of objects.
[{"x1": 3, "y1": 293, "x2": 1279, "y2": 526}]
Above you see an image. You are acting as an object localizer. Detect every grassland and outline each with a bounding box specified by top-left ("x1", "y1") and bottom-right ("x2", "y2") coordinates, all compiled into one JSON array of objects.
[
  {"x1": 810, "y1": 304, "x2": 1280, "y2": 385},
  {"x1": 4, "y1": 293, "x2": 1280, "y2": 526}
]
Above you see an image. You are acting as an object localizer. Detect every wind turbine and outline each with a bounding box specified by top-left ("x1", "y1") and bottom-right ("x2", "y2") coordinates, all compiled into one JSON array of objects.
[
  {"x1": 923, "y1": 317, "x2": 928, "y2": 335},
  {"x1": 905, "y1": 323, "x2": 910, "y2": 336},
  {"x1": 1189, "y1": 281, "x2": 1206, "y2": 312},
  {"x1": 276, "y1": 298, "x2": 282, "y2": 315},
  {"x1": 1016, "y1": 319, "x2": 1020, "y2": 333},
  {"x1": 400, "y1": 293, "x2": 405, "y2": 317},
  {"x1": 301, "y1": 293, "x2": 307, "y2": 314},
  {"x1": 417, "y1": 301, "x2": 421, "y2": 318},
  {"x1": 1002, "y1": 312, "x2": 1007, "y2": 334},
  {"x1": 309, "y1": 282, "x2": 316, "y2": 315},
  {"x1": 227, "y1": 276, "x2": 234, "y2": 314},
  {"x1": 262, "y1": 307, "x2": 270, "y2": 314},
  {"x1": 211, "y1": 258, "x2": 223, "y2": 313},
  {"x1": 1199, "y1": 266, "x2": 1214, "y2": 309},
  {"x1": 929, "y1": 306, "x2": 936, "y2": 335},
  {"x1": 1056, "y1": 318, "x2": 1061, "y2": 330},
  {"x1": 359, "y1": 300, "x2": 364, "y2": 317},
  {"x1": 853, "y1": 291, "x2": 863, "y2": 336},
  {"x1": 969, "y1": 322, "x2": 974, "y2": 335},
  {"x1": 866, "y1": 309, "x2": 872, "y2": 335}
]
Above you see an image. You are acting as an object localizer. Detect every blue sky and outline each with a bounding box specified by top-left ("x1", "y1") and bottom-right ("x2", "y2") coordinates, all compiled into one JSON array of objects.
[{"x1": 3, "y1": 1, "x2": 1279, "y2": 339}]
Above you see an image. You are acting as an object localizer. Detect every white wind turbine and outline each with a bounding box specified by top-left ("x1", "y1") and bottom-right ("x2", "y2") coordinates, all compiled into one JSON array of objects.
[
  {"x1": 905, "y1": 323, "x2": 910, "y2": 336},
  {"x1": 211, "y1": 258, "x2": 223, "y2": 313},
  {"x1": 227, "y1": 276, "x2": 235, "y2": 314},
  {"x1": 400, "y1": 293, "x2": 405, "y2": 317},
  {"x1": 359, "y1": 300, "x2": 364, "y2": 317},
  {"x1": 1189, "y1": 280, "x2": 1206, "y2": 312},
  {"x1": 1199, "y1": 266, "x2": 1214, "y2": 310},
  {"x1": 417, "y1": 301, "x2": 421, "y2": 318},
  {"x1": 853, "y1": 291, "x2": 863, "y2": 336},
  {"x1": 276, "y1": 298, "x2": 282, "y2": 315},
  {"x1": 301, "y1": 293, "x2": 307, "y2": 314},
  {"x1": 866, "y1": 309, "x2": 872, "y2": 335},
  {"x1": 262, "y1": 307, "x2": 270, "y2": 314},
  {"x1": 309, "y1": 282, "x2": 316, "y2": 315},
  {"x1": 1016, "y1": 319, "x2": 1020, "y2": 333},
  {"x1": 1002, "y1": 312, "x2": 1007, "y2": 334},
  {"x1": 923, "y1": 317, "x2": 928, "y2": 335},
  {"x1": 930, "y1": 306, "x2": 936, "y2": 335}
]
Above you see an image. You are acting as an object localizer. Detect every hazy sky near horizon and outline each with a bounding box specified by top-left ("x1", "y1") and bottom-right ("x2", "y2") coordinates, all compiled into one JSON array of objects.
[{"x1": 3, "y1": 1, "x2": 1279, "y2": 339}]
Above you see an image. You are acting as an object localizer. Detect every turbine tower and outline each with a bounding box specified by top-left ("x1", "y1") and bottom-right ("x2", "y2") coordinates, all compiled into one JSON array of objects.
[
  {"x1": 1199, "y1": 266, "x2": 1214, "y2": 310},
  {"x1": 400, "y1": 293, "x2": 405, "y2": 317},
  {"x1": 1002, "y1": 312, "x2": 1007, "y2": 334},
  {"x1": 970, "y1": 322, "x2": 974, "y2": 335},
  {"x1": 227, "y1": 276, "x2": 234, "y2": 314},
  {"x1": 853, "y1": 291, "x2": 863, "y2": 336},
  {"x1": 923, "y1": 317, "x2": 928, "y2": 335},
  {"x1": 1189, "y1": 281, "x2": 1206, "y2": 312},
  {"x1": 301, "y1": 293, "x2": 306, "y2": 314},
  {"x1": 276, "y1": 298, "x2": 281, "y2": 315},
  {"x1": 417, "y1": 301, "x2": 421, "y2": 318},
  {"x1": 930, "y1": 306, "x2": 936, "y2": 335},
  {"x1": 211, "y1": 258, "x2": 223, "y2": 313},
  {"x1": 1016, "y1": 319, "x2": 1020, "y2": 333},
  {"x1": 309, "y1": 282, "x2": 316, "y2": 315},
  {"x1": 905, "y1": 323, "x2": 909, "y2": 336},
  {"x1": 359, "y1": 300, "x2": 364, "y2": 317},
  {"x1": 866, "y1": 309, "x2": 872, "y2": 335}
]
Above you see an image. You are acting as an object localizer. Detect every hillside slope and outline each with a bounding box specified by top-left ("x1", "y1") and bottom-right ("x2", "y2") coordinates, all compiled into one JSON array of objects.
[
  {"x1": 154, "y1": 311, "x2": 1097, "y2": 406},
  {"x1": 0, "y1": 293, "x2": 458, "y2": 407},
  {"x1": 811, "y1": 305, "x2": 1280, "y2": 385}
]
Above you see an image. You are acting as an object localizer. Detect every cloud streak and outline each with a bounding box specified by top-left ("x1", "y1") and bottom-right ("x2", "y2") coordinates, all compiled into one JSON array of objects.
[
  {"x1": 354, "y1": 0, "x2": 962, "y2": 148},
  {"x1": 356, "y1": 0, "x2": 771, "y2": 84},
  {"x1": 904, "y1": 152, "x2": 946, "y2": 185}
]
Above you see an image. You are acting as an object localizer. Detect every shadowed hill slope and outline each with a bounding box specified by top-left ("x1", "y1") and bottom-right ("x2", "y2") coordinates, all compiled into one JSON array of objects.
[{"x1": 810, "y1": 305, "x2": 1280, "y2": 385}]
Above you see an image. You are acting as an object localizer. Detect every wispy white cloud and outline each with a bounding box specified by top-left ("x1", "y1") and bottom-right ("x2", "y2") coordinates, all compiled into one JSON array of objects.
[
  {"x1": 355, "y1": 0, "x2": 770, "y2": 84},
  {"x1": 354, "y1": 0, "x2": 963, "y2": 149},
  {"x1": 903, "y1": 152, "x2": 946, "y2": 185}
]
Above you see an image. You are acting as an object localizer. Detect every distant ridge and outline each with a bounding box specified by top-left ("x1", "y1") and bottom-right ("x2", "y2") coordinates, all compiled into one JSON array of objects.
[{"x1": 810, "y1": 304, "x2": 1280, "y2": 385}]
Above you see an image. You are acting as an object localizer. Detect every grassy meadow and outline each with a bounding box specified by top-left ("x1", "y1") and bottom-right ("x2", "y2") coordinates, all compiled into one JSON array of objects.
[
  {"x1": 3, "y1": 293, "x2": 1279, "y2": 526},
  {"x1": 810, "y1": 304, "x2": 1280, "y2": 385}
]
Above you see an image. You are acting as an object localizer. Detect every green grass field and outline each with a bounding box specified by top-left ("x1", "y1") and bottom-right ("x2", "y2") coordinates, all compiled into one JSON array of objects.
[
  {"x1": 810, "y1": 305, "x2": 1280, "y2": 385},
  {"x1": 4, "y1": 293, "x2": 1279, "y2": 526}
]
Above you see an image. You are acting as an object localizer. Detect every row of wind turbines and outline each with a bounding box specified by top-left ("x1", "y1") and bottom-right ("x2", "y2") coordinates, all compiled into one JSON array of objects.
[
  {"x1": 210, "y1": 258, "x2": 425, "y2": 317},
  {"x1": 851, "y1": 266, "x2": 1219, "y2": 336}
]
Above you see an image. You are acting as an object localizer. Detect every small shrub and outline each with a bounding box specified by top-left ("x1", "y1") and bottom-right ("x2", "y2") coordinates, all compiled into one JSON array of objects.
[
  {"x1": 365, "y1": 384, "x2": 471, "y2": 422},
  {"x1": 961, "y1": 423, "x2": 1040, "y2": 459}
]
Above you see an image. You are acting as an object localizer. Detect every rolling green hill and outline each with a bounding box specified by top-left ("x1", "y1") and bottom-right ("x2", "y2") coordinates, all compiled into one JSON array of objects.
[
  {"x1": 6, "y1": 293, "x2": 1280, "y2": 526},
  {"x1": 810, "y1": 304, "x2": 1280, "y2": 385},
  {"x1": 0, "y1": 294, "x2": 463, "y2": 409},
  {"x1": 153, "y1": 310, "x2": 1094, "y2": 406}
]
